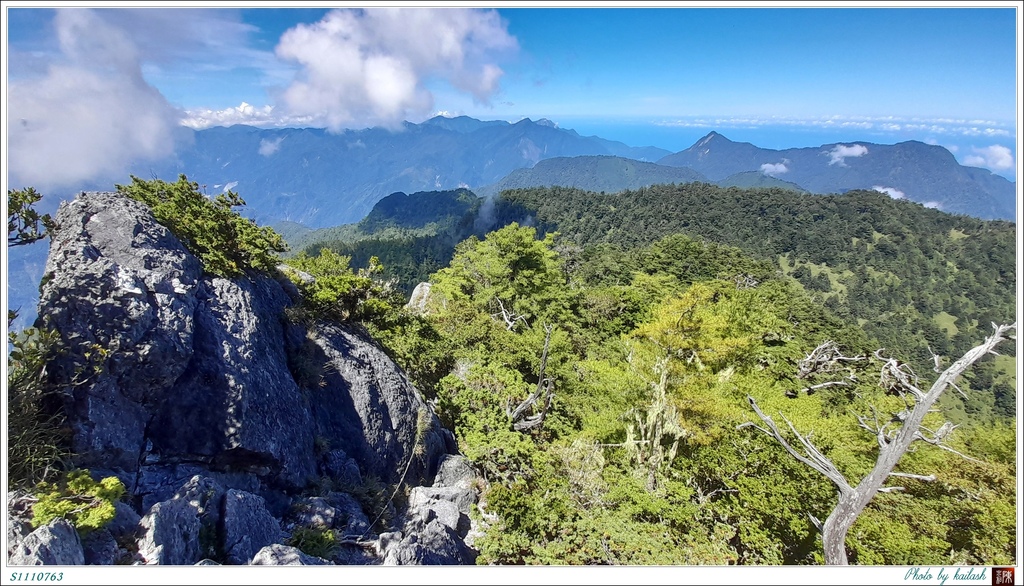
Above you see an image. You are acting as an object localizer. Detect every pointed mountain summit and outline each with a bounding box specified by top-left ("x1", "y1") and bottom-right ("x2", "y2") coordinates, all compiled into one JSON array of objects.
[{"x1": 657, "y1": 134, "x2": 1014, "y2": 220}]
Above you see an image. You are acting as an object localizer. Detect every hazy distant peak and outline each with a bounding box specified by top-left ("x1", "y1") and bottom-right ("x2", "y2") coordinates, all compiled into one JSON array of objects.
[
  {"x1": 691, "y1": 131, "x2": 730, "y2": 149},
  {"x1": 420, "y1": 114, "x2": 509, "y2": 133}
]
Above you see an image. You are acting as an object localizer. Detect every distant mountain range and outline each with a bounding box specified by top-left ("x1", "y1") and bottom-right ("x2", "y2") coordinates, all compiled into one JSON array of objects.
[
  {"x1": 135, "y1": 116, "x2": 670, "y2": 228},
  {"x1": 475, "y1": 156, "x2": 708, "y2": 197},
  {"x1": 657, "y1": 132, "x2": 1015, "y2": 220},
  {"x1": 474, "y1": 155, "x2": 809, "y2": 197},
  {"x1": 132, "y1": 118, "x2": 1015, "y2": 228}
]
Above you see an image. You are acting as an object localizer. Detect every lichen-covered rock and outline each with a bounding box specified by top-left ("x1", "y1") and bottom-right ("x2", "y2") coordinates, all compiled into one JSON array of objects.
[
  {"x1": 32, "y1": 191, "x2": 477, "y2": 565},
  {"x1": 146, "y1": 275, "x2": 317, "y2": 489},
  {"x1": 433, "y1": 455, "x2": 477, "y2": 490},
  {"x1": 250, "y1": 544, "x2": 330, "y2": 566},
  {"x1": 326, "y1": 492, "x2": 370, "y2": 539},
  {"x1": 222, "y1": 489, "x2": 281, "y2": 565},
  {"x1": 8, "y1": 519, "x2": 85, "y2": 566},
  {"x1": 320, "y1": 448, "x2": 362, "y2": 488}
]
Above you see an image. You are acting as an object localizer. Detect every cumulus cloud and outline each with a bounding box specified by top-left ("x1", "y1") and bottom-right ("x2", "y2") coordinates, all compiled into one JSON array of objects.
[
  {"x1": 872, "y1": 185, "x2": 905, "y2": 199},
  {"x1": 760, "y1": 161, "x2": 789, "y2": 176},
  {"x1": 259, "y1": 136, "x2": 285, "y2": 157},
  {"x1": 923, "y1": 201, "x2": 942, "y2": 209},
  {"x1": 275, "y1": 8, "x2": 517, "y2": 131},
  {"x1": 8, "y1": 9, "x2": 183, "y2": 189},
  {"x1": 182, "y1": 102, "x2": 317, "y2": 130},
  {"x1": 827, "y1": 144, "x2": 868, "y2": 166},
  {"x1": 963, "y1": 145, "x2": 1015, "y2": 171}
]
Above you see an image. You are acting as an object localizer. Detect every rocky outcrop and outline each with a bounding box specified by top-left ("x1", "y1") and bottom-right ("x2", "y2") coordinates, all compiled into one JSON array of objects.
[
  {"x1": 8, "y1": 519, "x2": 85, "y2": 565},
  {"x1": 405, "y1": 282, "x2": 432, "y2": 315},
  {"x1": 250, "y1": 544, "x2": 329, "y2": 566},
  {"x1": 380, "y1": 455, "x2": 480, "y2": 565},
  {"x1": 18, "y1": 190, "x2": 480, "y2": 565}
]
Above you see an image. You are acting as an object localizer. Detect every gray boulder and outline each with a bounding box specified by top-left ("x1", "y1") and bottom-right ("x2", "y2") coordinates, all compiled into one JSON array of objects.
[
  {"x1": 298, "y1": 322, "x2": 452, "y2": 489},
  {"x1": 137, "y1": 475, "x2": 226, "y2": 565},
  {"x1": 405, "y1": 282, "x2": 432, "y2": 315},
  {"x1": 137, "y1": 496, "x2": 202, "y2": 565},
  {"x1": 37, "y1": 193, "x2": 202, "y2": 475},
  {"x1": 250, "y1": 544, "x2": 330, "y2": 566},
  {"x1": 381, "y1": 520, "x2": 475, "y2": 565},
  {"x1": 222, "y1": 489, "x2": 282, "y2": 565},
  {"x1": 81, "y1": 529, "x2": 119, "y2": 565},
  {"x1": 6, "y1": 492, "x2": 36, "y2": 560},
  {"x1": 8, "y1": 519, "x2": 85, "y2": 565}
]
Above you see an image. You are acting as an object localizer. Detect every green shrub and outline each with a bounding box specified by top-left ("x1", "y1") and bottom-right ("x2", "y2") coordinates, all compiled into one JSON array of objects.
[
  {"x1": 32, "y1": 470, "x2": 125, "y2": 533},
  {"x1": 117, "y1": 174, "x2": 287, "y2": 277},
  {"x1": 282, "y1": 250, "x2": 402, "y2": 324},
  {"x1": 287, "y1": 526, "x2": 339, "y2": 560}
]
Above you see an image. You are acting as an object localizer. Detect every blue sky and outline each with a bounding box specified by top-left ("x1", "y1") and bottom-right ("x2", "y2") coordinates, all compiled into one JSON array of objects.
[{"x1": 4, "y1": 4, "x2": 1020, "y2": 189}]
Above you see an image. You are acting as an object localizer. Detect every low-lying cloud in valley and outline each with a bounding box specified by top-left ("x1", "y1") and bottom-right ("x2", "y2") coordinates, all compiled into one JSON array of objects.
[
  {"x1": 760, "y1": 161, "x2": 789, "y2": 176},
  {"x1": 872, "y1": 185, "x2": 905, "y2": 199},
  {"x1": 274, "y1": 8, "x2": 518, "y2": 131},
  {"x1": 827, "y1": 144, "x2": 868, "y2": 166},
  {"x1": 259, "y1": 136, "x2": 286, "y2": 157}
]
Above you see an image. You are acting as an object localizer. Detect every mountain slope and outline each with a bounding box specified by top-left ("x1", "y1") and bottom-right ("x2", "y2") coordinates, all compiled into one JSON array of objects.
[
  {"x1": 475, "y1": 155, "x2": 708, "y2": 197},
  {"x1": 658, "y1": 132, "x2": 1016, "y2": 219}
]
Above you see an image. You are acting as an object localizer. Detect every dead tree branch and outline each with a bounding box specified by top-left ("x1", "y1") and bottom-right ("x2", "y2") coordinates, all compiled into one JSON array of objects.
[
  {"x1": 508, "y1": 324, "x2": 555, "y2": 432},
  {"x1": 741, "y1": 322, "x2": 1015, "y2": 565},
  {"x1": 492, "y1": 297, "x2": 527, "y2": 332}
]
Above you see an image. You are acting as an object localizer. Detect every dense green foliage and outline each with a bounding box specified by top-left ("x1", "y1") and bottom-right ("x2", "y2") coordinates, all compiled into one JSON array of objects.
[
  {"x1": 356, "y1": 215, "x2": 1014, "y2": 565},
  {"x1": 118, "y1": 174, "x2": 287, "y2": 277},
  {"x1": 31, "y1": 470, "x2": 125, "y2": 534},
  {"x1": 498, "y1": 184, "x2": 1016, "y2": 415},
  {"x1": 283, "y1": 250, "x2": 401, "y2": 325}
]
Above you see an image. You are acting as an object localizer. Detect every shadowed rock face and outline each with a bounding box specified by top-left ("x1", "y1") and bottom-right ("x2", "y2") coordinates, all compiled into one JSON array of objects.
[{"x1": 36, "y1": 191, "x2": 453, "y2": 507}]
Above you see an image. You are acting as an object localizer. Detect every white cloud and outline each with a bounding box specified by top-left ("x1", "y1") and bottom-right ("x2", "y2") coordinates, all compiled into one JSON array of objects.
[
  {"x1": 963, "y1": 145, "x2": 1015, "y2": 171},
  {"x1": 923, "y1": 201, "x2": 942, "y2": 209},
  {"x1": 182, "y1": 102, "x2": 316, "y2": 129},
  {"x1": 760, "y1": 161, "x2": 789, "y2": 176},
  {"x1": 827, "y1": 144, "x2": 868, "y2": 166},
  {"x1": 259, "y1": 137, "x2": 285, "y2": 157},
  {"x1": 872, "y1": 185, "x2": 905, "y2": 199},
  {"x1": 7, "y1": 9, "x2": 183, "y2": 189},
  {"x1": 274, "y1": 8, "x2": 517, "y2": 131},
  {"x1": 222, "y1": 181, "x2": 239, "y2": 193}
]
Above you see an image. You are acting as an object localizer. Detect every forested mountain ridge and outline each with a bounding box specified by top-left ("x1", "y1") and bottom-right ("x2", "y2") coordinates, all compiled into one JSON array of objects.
[
  {"x1": 499, "y1": 184, "x2": 1016, "y2": 398},
  {"x1": 300, "y1": 183, "x2": 1016, "y2": 421},
  {"x1": 657, "y1": 132, "x2": 1016, "y2": 220}
]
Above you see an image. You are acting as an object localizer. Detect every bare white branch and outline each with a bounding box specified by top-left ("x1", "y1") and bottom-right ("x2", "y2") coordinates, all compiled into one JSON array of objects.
[{"x1": 888, "y1": 472, "x2": 936, "y2": 482}]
